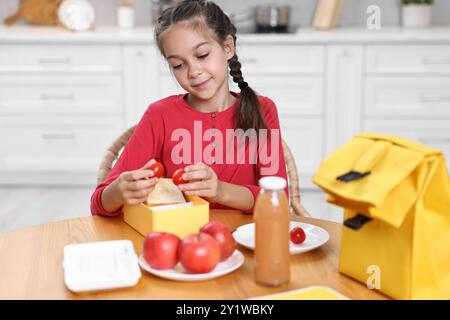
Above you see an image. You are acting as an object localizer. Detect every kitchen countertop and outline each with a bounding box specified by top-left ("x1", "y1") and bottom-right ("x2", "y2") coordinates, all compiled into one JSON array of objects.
[{"x1": 1, "y1": 25, "x2": 450, "y2": 44}]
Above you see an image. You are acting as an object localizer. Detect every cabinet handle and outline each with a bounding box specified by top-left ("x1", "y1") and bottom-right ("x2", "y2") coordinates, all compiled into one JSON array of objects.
[
  {"x1": 418, "y1": 137, "x2": 450, "y2": 144},
  {"x1": 42, "y1": 133, "x2": 76, "y2": 140},
  {"x1": 419, "y1": 94, "x2": 450, "y2": 103},
  {"x1": 41, "y1": 94, "x2": 74, "y2": 100},
  {"x1": 38, "y1": 57, "x2": 72, "y2": 64},
  {"x1": 422, "y1": 57, "x2": 450, "y2": 65}
]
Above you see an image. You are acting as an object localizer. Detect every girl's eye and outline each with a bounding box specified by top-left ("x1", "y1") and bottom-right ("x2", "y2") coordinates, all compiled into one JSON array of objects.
[
  {"x1": 172, "y1": 64, "x2": 183, "y2": 70},
  {"x1": 198, "y1": 53, "x2": 209, "y2": 59}
]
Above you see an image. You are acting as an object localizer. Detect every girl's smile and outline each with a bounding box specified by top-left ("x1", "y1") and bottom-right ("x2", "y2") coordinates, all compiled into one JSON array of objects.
[{"x1": 191, "y1": 77, "x2": 212, "y2": 90}]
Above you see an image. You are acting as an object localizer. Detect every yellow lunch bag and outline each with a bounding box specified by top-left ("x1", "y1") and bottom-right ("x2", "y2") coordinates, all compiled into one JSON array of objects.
[{"x1": 313, "y1": 132, "x2": 450, "y2": 300}]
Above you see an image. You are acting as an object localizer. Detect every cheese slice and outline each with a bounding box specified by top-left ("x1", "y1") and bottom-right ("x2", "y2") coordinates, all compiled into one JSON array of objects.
[{"x1": 146, "y1": 178, "x2": 186, "y2": 206}]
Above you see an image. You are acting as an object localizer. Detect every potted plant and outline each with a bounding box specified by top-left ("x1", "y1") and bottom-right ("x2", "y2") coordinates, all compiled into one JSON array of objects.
[{"x1": 401, "y1": 0, "x2": 434, "y2": 28}]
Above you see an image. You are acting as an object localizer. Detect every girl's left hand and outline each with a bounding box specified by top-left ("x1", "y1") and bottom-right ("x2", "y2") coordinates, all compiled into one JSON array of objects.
[{"x1": 177, "y1": 163, "x2": 221, "y2": 203}]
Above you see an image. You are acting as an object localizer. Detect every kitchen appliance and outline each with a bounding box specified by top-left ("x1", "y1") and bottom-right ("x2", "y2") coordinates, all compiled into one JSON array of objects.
[{"x1": 255, "y1": 5, "x2": 291, "y2": 33}]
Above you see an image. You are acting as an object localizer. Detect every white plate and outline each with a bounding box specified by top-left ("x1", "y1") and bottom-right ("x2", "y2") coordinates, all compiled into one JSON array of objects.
[
  {"x1": 138, "y1": 249, "x2": 244, "y2": 282},
  {"x1": 232, "y1": 221, "x2": 329, "y2": 255}
]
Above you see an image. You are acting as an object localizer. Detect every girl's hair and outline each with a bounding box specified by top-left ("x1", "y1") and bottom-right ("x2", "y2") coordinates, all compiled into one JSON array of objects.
[{"x1": 154, "y1": 0, "x2": 267, "y2": 132}]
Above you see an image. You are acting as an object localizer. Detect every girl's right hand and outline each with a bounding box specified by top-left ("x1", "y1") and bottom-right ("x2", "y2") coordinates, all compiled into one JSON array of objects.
[{"x1": 115, "y1": 159, "x2": 160, "y2": 205}]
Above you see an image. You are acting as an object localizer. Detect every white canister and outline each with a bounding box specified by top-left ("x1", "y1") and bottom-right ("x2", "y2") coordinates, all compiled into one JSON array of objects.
[
  {"x1": 402, "y1": 5, "x2": 432, "y2": 28},
  {"x1": 118, "y1": 6, "x2": 135, "y2": 29}
]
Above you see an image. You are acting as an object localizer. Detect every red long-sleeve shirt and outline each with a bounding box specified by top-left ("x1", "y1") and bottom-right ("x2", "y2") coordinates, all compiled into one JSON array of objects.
[{"x1": 90, "y1": 92, "x2": 288, "y2": 216}]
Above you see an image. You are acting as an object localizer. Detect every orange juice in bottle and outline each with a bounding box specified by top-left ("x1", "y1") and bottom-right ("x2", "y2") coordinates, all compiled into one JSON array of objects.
[{"x1": 254, "y1": 176, "x2": 290, "y2": 286}]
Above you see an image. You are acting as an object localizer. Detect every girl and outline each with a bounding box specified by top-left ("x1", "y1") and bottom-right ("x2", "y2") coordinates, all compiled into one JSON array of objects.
[{"x1": 90, "y1": 0, "x2": 288, "y2": 216}]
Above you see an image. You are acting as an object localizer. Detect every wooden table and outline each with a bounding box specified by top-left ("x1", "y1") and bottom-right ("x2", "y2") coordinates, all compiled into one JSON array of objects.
[{"x1": 0, "y1": 210, "x2": 387, "y2": 300}]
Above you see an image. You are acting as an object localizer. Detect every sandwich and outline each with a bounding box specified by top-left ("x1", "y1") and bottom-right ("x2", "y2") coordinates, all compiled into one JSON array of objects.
[{"x1": 146, "y1": 178, "x2": 187, "y2": 207}]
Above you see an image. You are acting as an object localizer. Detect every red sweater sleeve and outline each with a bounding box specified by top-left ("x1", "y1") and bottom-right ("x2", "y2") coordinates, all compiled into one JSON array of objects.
[
  {"x1": 242, "y1": 97, "x2": 289, "y2": 213},
  {"x1": 90, "y1": 105, "x2": 164, "y2": 216}
]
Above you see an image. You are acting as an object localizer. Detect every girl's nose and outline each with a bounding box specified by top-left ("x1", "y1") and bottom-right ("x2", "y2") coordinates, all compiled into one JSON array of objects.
[{"x1": 188, "y1": 63, "x2": 202, "y2": 79}]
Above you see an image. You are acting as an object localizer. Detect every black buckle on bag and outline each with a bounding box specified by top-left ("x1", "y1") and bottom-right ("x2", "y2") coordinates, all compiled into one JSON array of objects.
[
  {"x1": 336, "y1": 171, "x2": 371, "y2": 182},
  {"x1": 344, "y1": 213, "x2": 372, "y2": 230}
]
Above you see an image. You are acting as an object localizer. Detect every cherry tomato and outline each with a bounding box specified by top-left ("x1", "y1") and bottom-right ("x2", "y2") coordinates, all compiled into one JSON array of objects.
[
  {"x1": 147, "y1": 161, "x2": 165, "y2": 178},
  {"x1": 290, "y1": 227, "x2": 306, "y2": 245},
  {"x1": 172, "y1": 168, "x2": 186, "y2": 185}
]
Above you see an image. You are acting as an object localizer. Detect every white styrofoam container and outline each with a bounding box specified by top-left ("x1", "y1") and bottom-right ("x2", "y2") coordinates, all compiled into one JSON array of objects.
[{"x1": 63, "y1": 240, "x2": 141, "y2": 293}]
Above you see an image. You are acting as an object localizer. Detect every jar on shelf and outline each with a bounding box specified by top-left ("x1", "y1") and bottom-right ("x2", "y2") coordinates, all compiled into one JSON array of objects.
[{"x1": 117, "y1": 0, "x2": 135, "y2": 29}]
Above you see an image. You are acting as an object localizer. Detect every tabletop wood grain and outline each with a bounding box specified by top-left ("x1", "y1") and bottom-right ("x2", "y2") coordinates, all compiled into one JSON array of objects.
[{"x1": 0, "y1": 210, "x2": 387, "y2": 300}]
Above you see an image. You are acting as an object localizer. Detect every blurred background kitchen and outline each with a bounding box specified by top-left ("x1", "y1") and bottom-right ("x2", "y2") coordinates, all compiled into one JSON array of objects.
[
  {"x1": 1, "y1": 0, "x2": 450, "y2": 232},
  {"x1": 3, "y1": 0, "x2": 450, "y2": 28}
]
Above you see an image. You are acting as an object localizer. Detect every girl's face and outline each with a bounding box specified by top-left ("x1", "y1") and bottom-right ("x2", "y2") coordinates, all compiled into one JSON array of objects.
[{"x1": 162, "y1": 22, "x2": 235, "y2": 102}]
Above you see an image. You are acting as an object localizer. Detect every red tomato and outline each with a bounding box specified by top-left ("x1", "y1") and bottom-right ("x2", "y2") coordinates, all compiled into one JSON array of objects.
[
  {"x1": 290, "y1": 227, "x2": 306, "y2": 245},
  {"x1": 148, "y1": 161, "x2": 165, "y2": 178},
  {"x1": 172, "y1": 168, "x2": 186, "y2": 185},
  {"x1": 178, "y1": 232, "x2": 221, "y2": 274}
]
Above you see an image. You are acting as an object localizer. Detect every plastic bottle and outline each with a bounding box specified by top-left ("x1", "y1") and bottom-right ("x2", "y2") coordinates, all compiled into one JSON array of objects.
[{"x1": 254, "y1": 176, "x2": 290, "y2": 286}]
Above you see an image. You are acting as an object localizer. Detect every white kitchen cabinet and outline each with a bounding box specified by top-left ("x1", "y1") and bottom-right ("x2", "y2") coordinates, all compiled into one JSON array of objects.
[
  {"x1": 0, "y1": 116, "x2": 124, "y2": 172},
  {"x1": 0, "y1": 44, "x2": 122, "y2": 73},
  {"x1": 364, "y1": 77, "x2": 450, "y2": 117},
  {"x1": 0, "y1": 41, "x2": 125, "y2": 185},
  {"x1": 123, "y1": 45, "x2": 159, "y2": 126},
  {"x1": 0, "y1": 75, "x2": 123, "y2": 116},
  {"x1": 245, "y1": 74, "x2": 324, "y2": 116},
  {"x1": 237, "y1": 44, "x2": 325, "y2": 74},
  {"x1": 366, "y1": 45, "x2": 450, "y2": 74},
  {"x1": 325, "y1": 46, "x2": 363, "y2": 154}
]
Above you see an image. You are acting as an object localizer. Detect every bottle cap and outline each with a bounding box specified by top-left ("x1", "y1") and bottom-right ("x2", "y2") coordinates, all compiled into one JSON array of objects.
[{"x1": 259, "y1": 176, "x2": 287, "y2": 190}]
